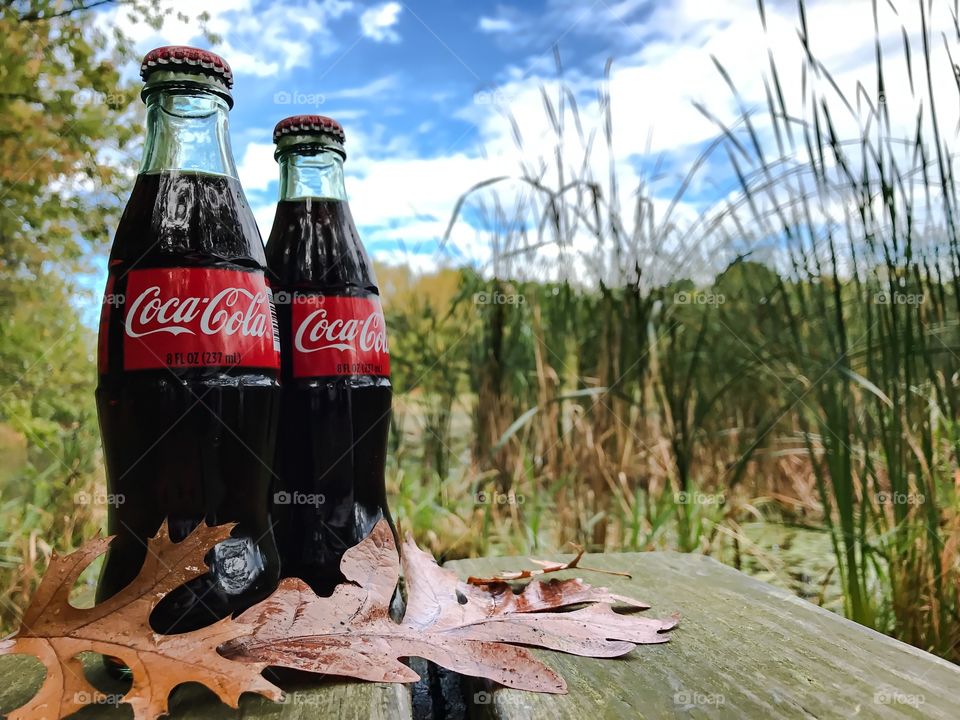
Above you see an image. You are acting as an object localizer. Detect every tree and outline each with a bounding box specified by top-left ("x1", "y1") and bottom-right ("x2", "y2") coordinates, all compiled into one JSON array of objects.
[{"x1": 0, "y1": 0, "x2": 176, "y2": 632}]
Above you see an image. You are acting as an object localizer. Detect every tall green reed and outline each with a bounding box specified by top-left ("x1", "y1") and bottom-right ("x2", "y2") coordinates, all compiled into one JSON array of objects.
[
  {"x1": 695, "y1": 0, "x2": 960, "y2": 652},
  {"x1": 413, "y1": 0, "x2": 960, "y2": 659}
]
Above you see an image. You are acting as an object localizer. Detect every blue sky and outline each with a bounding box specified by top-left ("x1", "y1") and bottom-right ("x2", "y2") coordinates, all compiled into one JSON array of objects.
[{"x1": 93, "y1": 0, "x2": 959, "y2": 286}]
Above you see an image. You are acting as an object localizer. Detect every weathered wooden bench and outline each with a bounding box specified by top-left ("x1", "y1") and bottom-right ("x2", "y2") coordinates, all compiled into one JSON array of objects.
[{"x1": 2, "y1": 552, "x2": 959, "y2": 719}]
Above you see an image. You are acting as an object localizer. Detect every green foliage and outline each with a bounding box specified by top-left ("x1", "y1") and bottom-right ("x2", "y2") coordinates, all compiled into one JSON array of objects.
[
  {"x1": 410, "y1": 0, "x2": 960, "y2": 662},
  {"x1": 0, "y1": 0, "x2": 957, "y2": 669},
  {"x1": 0, "y1": 0, "x2": 167, "y2": 629}
]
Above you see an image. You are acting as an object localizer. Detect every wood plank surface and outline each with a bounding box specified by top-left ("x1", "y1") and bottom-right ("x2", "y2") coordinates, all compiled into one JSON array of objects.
[
  {"x1": 0, "y1": 654, "x2": 412, "y2": 719},
  {"x1": 444, "y1": 551, "x2": 960, "y2": 720},
  {"x1": 5, "y1": 550, "x2": 959, "y2": 719}
]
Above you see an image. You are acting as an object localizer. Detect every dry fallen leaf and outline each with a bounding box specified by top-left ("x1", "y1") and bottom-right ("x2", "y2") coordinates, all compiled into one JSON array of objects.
[
  {"x1": 465, "y1": 543, "x2": 633, "y2": 585},
  {"x1": 222, "y1": 519, "x2": 677, "y2": 693},
  {"x1": 0, "y1": 523, "x2": 282, "y2": 720},
  {"x1": 4, "y1": 518, "x2": 676, "y2": 718}
]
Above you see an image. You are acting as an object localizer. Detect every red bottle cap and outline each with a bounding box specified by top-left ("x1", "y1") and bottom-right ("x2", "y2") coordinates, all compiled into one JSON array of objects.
[
  {"x1": 140, "y1": 46, "x2": 233, "y2": 89},
  {"x1": 273, "y1": 115, "x2": 346, "y2": 144}
]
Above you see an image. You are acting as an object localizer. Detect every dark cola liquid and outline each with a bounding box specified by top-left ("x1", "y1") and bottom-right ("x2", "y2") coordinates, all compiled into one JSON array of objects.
[
  {"x1": 266, "y1": 199, "x2": 394, "y2": 596},
  {"x1": 96, "y1": 171, "x2": 280, "y2": 633}
]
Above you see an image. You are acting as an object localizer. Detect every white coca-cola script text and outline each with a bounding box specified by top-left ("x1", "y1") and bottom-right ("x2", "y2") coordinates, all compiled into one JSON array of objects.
[
  {"x1": 125, "y1": 286, "x2": 270, "y2": 338},
  {"x1": 294, "y1": 307, "x2": 389, "y2": 354}
]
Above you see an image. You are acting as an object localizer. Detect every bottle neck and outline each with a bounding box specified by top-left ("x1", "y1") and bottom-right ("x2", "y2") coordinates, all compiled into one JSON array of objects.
[
  {"x1": 140, "y1": 89, "x2": 238, "y2": 177},
  {"x1": 277, "y1": 148, "x2": 347, "y2": 202}
]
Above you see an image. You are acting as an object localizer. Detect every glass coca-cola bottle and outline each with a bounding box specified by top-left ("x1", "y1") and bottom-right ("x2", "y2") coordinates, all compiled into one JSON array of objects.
[
  {"x1": 265, "y1": 115, "x2": 395, "y2": 595},
  {"x1": 95, "y1": 46, "x2": 281, "y2": 632}
]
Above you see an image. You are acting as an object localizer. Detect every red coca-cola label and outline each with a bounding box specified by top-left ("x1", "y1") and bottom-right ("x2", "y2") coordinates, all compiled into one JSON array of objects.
[
  {"x1": 291, "y1": 294, "x2": 390, "y2": 377},
  {"x1": 119, "y1": 268, "x2": 281, "y2": 371}
]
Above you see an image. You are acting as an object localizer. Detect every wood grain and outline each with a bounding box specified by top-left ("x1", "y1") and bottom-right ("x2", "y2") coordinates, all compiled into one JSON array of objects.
[
  {"x1": 5, "y1": 550, "x2": 958, "y2": 719},
  {"x1": 445, "y1": 551, "x2": 960, "y2": 720},
  {"x1": 0, "y1": 654, "x2": 412, "y2": 719}
]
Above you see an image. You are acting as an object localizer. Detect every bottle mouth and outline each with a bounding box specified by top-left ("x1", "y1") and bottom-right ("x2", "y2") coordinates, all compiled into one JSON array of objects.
[
  {"x1": 274, "y1": 135, "x2": 346, "y2": 161},
  {"x1": 141, "y1": 71, "x2": 234, "y2": 109}
]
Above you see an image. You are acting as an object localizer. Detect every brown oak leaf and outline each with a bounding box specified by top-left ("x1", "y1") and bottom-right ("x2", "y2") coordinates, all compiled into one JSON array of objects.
[
  {"x1": 465, "y1": 543, "x2": 632, "y2": 585},
  {"x1": 0, "y1": 523, "x2": 282, "y2": 720},
  {"x1": 222, "y1": 519, "x2": 677, "y2": 693}
]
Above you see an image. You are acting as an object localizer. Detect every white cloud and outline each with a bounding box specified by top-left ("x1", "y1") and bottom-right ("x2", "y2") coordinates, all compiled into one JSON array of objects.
[
  {"x1": 329, "y1": 74, "x2": 400, "y2": 99},
  {"x1": 156, "y1": 0, "x2": 960, "y2": 285},
  {"x1": 237, "y1": 141, "x2": 278, "y2": 193},
  {"x1": 360, "y1": 2, "x2": 402, "y2": 43},
  {"x1": 253, "y1": 202, "x2": 279, "y2": 244},
  {"x1": 97, "y1": 0, "x2": 356, "y2": 78},
  {"x1": 427, "y1": 0, "x2": 960, "y2": 283},
  {"x1": 348, "y1": 154, "x2": 504, "y2": 227},
  {"x1": 478, "y1": 17, "x2": 516, "y2": 33}
]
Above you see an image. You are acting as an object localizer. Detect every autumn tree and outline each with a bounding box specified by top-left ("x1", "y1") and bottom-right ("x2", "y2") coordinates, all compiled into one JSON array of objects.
[{"x1": 0, "y1": 0, "x2": 195, "y2": 631}]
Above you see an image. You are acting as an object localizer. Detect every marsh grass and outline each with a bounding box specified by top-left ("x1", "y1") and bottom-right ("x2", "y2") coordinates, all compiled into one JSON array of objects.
[
  {"x1": 0, "y1": 0, "x2": 956, "y2": 664},
  {"x1": 384, "y1": 0, "x2": 960, "y2": 660}
]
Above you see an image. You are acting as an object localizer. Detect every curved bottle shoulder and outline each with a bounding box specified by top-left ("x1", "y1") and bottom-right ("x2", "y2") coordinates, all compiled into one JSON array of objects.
[
  {"x1": 265, "y1": 199, "x2": 377, "y2": 290},
  {"x1": 111, "y1": 171, "x2": 267, "y2": 270}
]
